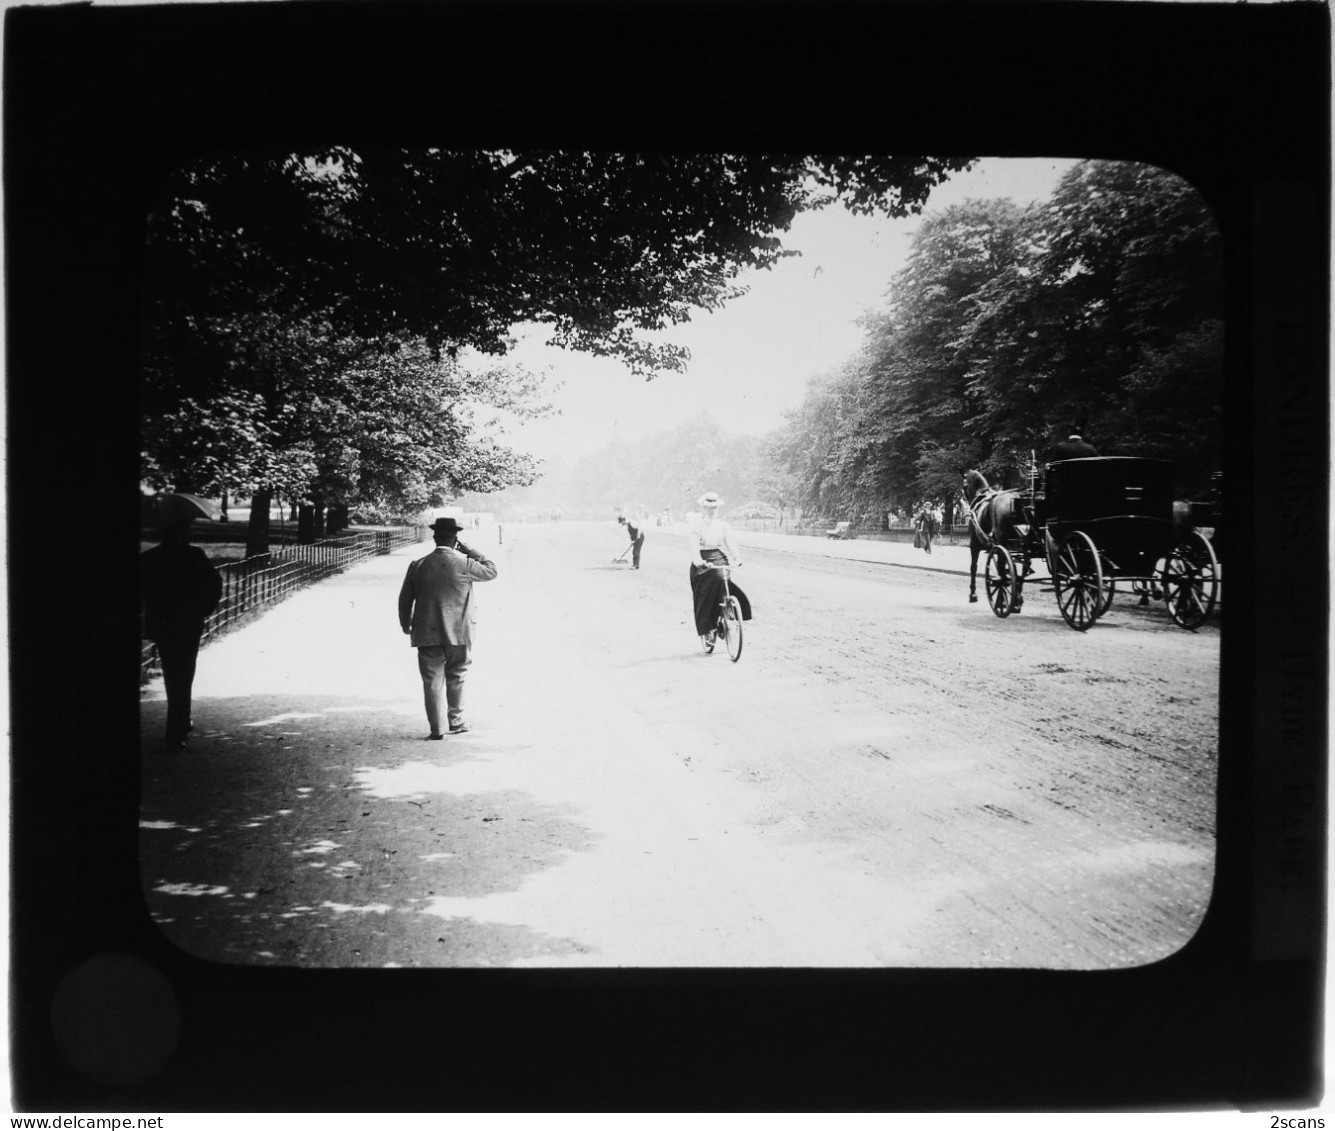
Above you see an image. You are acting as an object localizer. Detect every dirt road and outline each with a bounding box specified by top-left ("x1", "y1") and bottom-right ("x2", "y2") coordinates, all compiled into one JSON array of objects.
[{"x1": 140, "y1": 520, "x2": 1219, "y2": 970}]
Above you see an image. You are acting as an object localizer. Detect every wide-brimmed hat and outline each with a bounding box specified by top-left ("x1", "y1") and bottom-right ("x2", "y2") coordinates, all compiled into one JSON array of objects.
[
  {"x1": 429, "y1": 516, "x2": 463, "y2": 532},
  {"x1": 697, "y1": 492, "x2": 724, "y2": 507}
]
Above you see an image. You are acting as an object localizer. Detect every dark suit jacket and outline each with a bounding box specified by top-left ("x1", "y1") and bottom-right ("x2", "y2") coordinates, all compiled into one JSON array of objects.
[
  {"x1": 141, "y1": 542, "x2": 223, "y2": 640},
  {"x1": 1049, "y1": 438, "x2": 1099, "y2": 460}
]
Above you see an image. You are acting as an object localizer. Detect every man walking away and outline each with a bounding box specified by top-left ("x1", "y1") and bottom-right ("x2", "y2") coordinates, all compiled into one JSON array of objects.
[
  {"x1": 141, "y1": 508, "x2": 223, "y2": 751},
  {"x1": 398, "y1": 516, "x2": 498, "y2": 739}
]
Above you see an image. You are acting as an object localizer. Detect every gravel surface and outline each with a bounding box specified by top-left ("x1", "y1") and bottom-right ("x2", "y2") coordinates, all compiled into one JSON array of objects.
[{"x1": 140, "y1": 519, "x2": 1219, "y2": 969}]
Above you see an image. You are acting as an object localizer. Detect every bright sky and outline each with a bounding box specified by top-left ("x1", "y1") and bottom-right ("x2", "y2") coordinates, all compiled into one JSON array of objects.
[{"x1": 480, "y1": 157, "x2": 1080, "y2": 465}]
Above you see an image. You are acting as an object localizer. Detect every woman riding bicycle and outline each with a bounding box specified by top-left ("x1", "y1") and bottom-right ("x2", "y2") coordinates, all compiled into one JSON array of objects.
[{"x1": 688, "y1": 492, "x2": 752, "y2": 645}]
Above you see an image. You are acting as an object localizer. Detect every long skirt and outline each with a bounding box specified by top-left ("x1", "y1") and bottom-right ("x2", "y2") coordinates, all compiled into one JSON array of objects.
[{"x1": 689, "y1": 550, "x2": 752, "y2": 635}]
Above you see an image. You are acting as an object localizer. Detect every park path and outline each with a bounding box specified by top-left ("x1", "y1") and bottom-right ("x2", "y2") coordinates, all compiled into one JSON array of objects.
[
  {"x1": 140, "y1": 519, "x2": 1218, "y2": 972},
  {"x1": 140, "y1": 527, "x2": 915, "y2": 967}
]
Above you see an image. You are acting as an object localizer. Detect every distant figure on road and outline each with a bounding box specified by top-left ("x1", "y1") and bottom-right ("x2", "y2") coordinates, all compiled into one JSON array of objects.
[
  {"x1": 688, "y1": 491, "x2": 752, "y2": 645},
  {"x1": 1048, "y1": 433, "x2": 1099, "y2": 461},
  {"x1": 617, "y1": 512, "x2": 645, "y2": 568},
  {"x1": 141, "y1": 508, "x2": 223, "y2": 751},
  {"x1": 398, "y1": 516, "x2": 498, "y2": 739},
  {"x1": 915, "y1": 505, "x2": 940, "y2": 554}
]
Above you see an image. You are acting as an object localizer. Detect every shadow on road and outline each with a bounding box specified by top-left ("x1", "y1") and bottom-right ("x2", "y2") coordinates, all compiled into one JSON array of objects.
[{"x1": 139, "y1": 693, "x2": 598, "y2": 968}]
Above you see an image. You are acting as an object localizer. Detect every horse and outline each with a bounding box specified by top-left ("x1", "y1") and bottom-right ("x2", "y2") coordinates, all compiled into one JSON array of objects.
[{"x1": 961, "y1": 469, "x2": 1035, "y2": 606}]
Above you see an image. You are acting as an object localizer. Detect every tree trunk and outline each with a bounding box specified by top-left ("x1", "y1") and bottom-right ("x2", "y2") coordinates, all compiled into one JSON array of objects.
[
  {"x1": 220, "y1": 488, "x2": 229, "y2": 522},
  {"x1": 328, "y1": 504, "x2": 350, "y2": 533},
  {"x1": 298, "y1": 504, "x2": 317, "y2": 543},
  {"x1": 245, "y1": 487, "x2": 272, "y2": 559}
]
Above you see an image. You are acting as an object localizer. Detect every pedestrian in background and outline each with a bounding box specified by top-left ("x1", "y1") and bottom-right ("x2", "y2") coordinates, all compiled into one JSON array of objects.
[
  {"x1": 618, "y1": 512, "x2": 646, "y2": 568},
  {"x1": 141, "y1": 503, "x2": 223, "y2": 751},
  {"x1": 398, "y1": 516, "x2": 498, "y2": 739},
  {"x1": 923, "y1": 505, "x2": 941, "y2": 554}
]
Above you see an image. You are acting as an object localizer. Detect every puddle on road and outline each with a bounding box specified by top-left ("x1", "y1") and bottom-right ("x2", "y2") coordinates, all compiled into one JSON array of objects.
[
  {"x1": 324, "y1": 704, "x2": 412, "y2": 714},
  {"x1": 419, "y1": 894, "x2": 497, "y2": 920},
  {"x1": 355, "y1": 762, "x2": 455, "y2": 798},
  {"x1": 354, "y1": 759, "x2": 528, "y2": 798},
  {"x1": 244, "y1": 712, "x2": 325, "y2": 727}
]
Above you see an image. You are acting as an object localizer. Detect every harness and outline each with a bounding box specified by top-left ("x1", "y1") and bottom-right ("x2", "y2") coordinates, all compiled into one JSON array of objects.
[
  {"x1": 962, "y1": 488, "x2": 998, "y2": 544},
  {"x1": 963, "y1": 485, "x2": 1033, "y2": 551}
]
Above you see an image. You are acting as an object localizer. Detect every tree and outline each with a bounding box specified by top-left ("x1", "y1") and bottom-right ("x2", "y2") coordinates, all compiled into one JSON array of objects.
[
  {"x1": 957, "y1": 161, "x2": 1223, "y2": 491},
  {"x1": 143, "y1": 313, "x2": 548, "y2": 552},
  {"x1": 143, "y1": 149, "x2": 977, "y2": 548},
  {"x1": 761, "y1": 160, "x2": 1223, "y2": 511},
  {"x1": 767, "y1": 200, "x2": 1033, "y2": 518},
  {"x1": 748, "y1": 467, "x2": 802, "y2": 528},
  {"x1": 762, "y1": 361, "x2": 875, "y2": 519},
  {"x1": 147, "y1": 151, "x2": 975, "y2": 377}
]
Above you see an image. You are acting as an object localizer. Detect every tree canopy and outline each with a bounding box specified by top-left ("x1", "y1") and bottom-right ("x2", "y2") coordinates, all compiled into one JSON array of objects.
[
  {"x1": 765, "y1": 160, "x2": 1224, "y2": 521},
  {"x1": 141, "y1": 149, "x2": 975, "y2": 548}
]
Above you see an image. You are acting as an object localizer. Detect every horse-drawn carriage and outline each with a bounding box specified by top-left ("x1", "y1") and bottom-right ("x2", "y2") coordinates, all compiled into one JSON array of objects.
[{"x1": 964, "y1": 456, "x2": 1220, "y2": 631}]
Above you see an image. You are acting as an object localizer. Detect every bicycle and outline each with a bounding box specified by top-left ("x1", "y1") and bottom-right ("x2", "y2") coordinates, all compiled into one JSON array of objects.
[{"x1": 700, "y1": 562, "x2": 743, "y2": 662}]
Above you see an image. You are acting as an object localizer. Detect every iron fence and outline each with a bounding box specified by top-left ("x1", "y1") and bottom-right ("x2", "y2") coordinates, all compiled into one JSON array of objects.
[{"x1": 141, "y1": 525, "x2": 425, "y2": 683}]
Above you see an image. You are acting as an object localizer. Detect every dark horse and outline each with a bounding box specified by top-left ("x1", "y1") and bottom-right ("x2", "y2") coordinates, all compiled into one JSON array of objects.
[{"x1": 961, "y1": 469, "x2": 1036, "y2": 605}]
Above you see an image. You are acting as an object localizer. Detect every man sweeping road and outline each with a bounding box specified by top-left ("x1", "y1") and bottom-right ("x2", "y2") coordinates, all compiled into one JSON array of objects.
[
  {"x1": 617, "y1": 511, "x2": 645, "y2": 568},
  {"x1": 398, "y1": 515, "x2": 498, "y2": 739}
]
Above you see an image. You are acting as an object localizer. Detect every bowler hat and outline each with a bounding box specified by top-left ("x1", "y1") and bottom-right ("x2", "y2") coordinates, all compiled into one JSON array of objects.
[
  {"x1": 697, "y1": 492, "x2": 724, "y2": 507},
  {"x1": 429, "y1": 516, "x2": 463, "y2": 532}
]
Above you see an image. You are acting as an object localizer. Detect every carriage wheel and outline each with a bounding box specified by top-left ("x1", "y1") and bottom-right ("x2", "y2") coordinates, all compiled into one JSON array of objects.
[
  {"x1": 984, "y1": 546, "x2": 1019, "y2": 618},
  {"x1": 1095, "y1": 553, "x2": 1116, "y2": 618},
  {"x1": 722, "y1": 596, "x2": 744, "y2": 662},
  {"x1": 1161, "y1": 530, "x2": 1219, "y2": 629},
  {"x1": 1052, "y1": 530, "x2": 1104, "y2": 631}
]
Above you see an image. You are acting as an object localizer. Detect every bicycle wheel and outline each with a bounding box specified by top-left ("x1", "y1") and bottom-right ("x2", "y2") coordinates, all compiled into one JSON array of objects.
[{"x1": 722, "y1": 596, "x2": 744, "y2": 662}]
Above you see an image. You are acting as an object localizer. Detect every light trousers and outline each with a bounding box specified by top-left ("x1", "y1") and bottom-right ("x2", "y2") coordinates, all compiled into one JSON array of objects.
[{"x1": 417, "y1": 644, "x2": 471, "y2": 734}]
